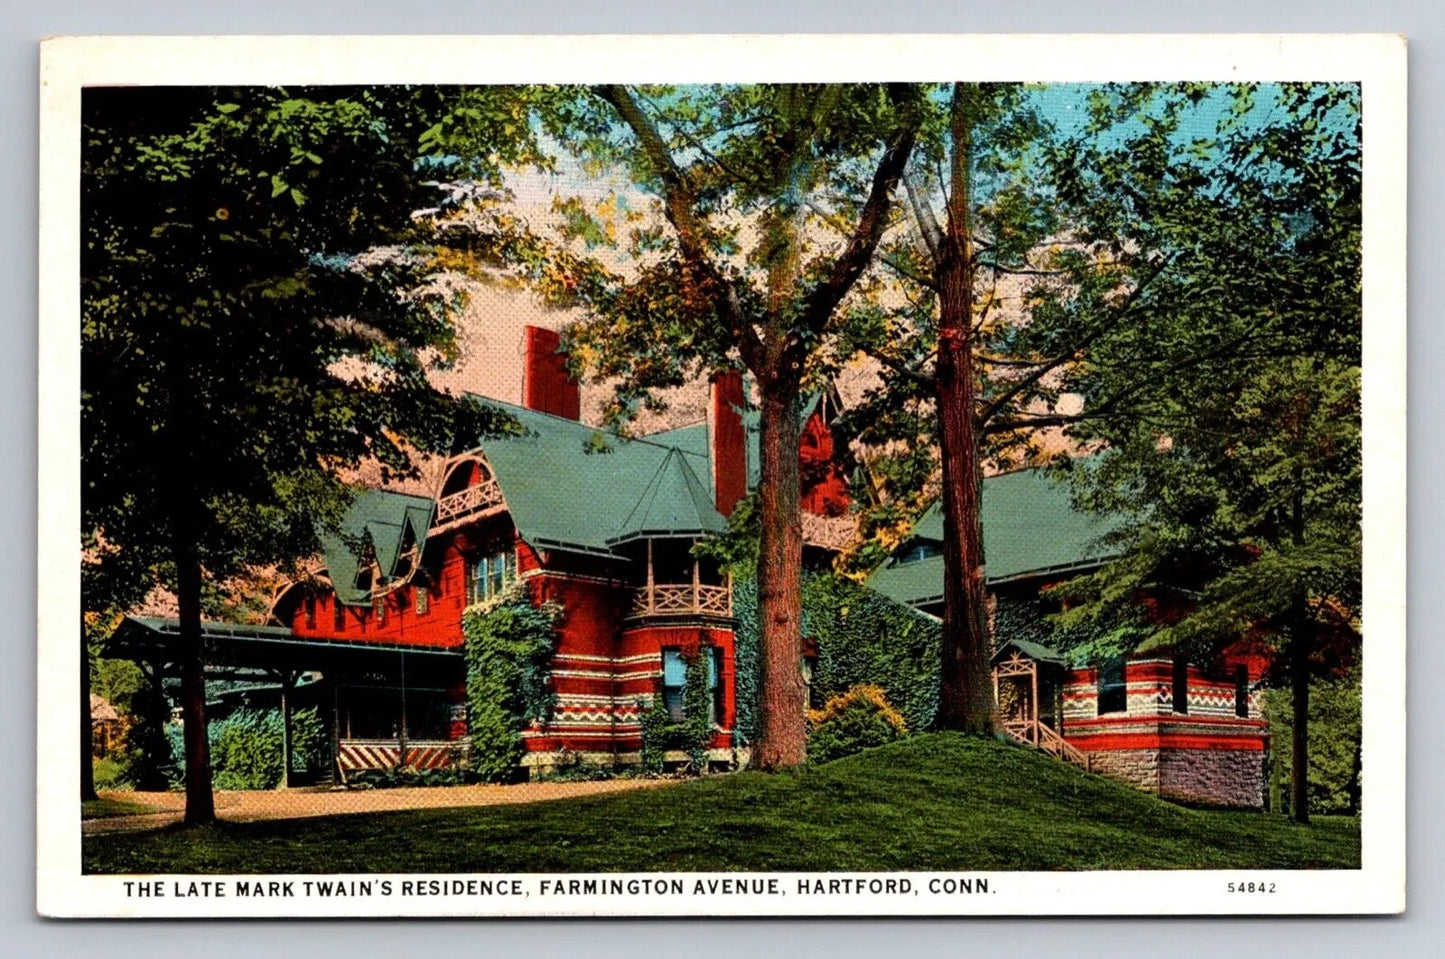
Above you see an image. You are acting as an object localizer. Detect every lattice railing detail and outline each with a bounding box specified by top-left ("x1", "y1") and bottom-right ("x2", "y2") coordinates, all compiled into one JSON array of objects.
[
  {"x1": 433, "y1": 478, "x2": 504, "y2": 529},
  {"x1": 1002, "y1": 719, "x2": 1090, "y2": 769},
  {"x1": 630, "y1": 583, "x2": 732, "y2": 618},
  {"x1": 801, "y1": 512, "x2": 856, "y2": 551}
]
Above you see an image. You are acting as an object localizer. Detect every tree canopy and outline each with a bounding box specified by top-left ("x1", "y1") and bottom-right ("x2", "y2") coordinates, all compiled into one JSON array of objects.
[{"x1": 80, "y1": 84, "x2": 544, "y2": 815}]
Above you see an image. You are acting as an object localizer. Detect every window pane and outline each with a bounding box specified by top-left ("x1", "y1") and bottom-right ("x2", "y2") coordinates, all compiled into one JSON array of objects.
[
  {"x1": 1172, "y1": 659, "x2": 1189, "y2": 714},
  {"x1": 343, "y1": 687, "x2": 402, "y2": 740},
  {"x1": 1235, "y1": 665, "x2": 1250, "y2": 718},
  {"x1": 1097, "y1": 658, "x2": 1127, "y2": 715},
  {"x1": 489, "y1": 551, "x2": 505, "y2": 595},
  {"x1": 405, "y1": 690, "x2": 453, "y2": 740},
  {"x1": 662, "y1": 649, "x2": 687, "y2": 687}
]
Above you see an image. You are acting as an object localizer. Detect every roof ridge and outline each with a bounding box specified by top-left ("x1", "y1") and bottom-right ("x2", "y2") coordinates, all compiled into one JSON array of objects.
[{"x1": 466, "y1": 393, "x2": 711, "y2": 459}]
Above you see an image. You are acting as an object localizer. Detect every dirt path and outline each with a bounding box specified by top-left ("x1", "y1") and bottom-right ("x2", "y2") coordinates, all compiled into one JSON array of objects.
[{"x1": 84, "y1": 778, "x2": 669, "y2": 835}]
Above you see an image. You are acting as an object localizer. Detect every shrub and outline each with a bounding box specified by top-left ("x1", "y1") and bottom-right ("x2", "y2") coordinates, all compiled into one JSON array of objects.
[
  {"x1": 638, "y1": 694, "x2": 670, "y2": 775},
  {"x1": 806, "y1": 685, "x2": 908, "y2": 764},
  {"x1": 92, "y1": 755, "x2": 129, "y2": 791},
  {"x1": 165, "y1": 706, "x2": 327, "y2": 790},
  {"x1": 120, "y1": 682, "x2": 178, "y2": 790},
  {"x1": 463, "y1": 583, "x2": 560, "y2": 782},
  {"x1": 636, "y1": 647, "x2": 714, "y2": 775}
]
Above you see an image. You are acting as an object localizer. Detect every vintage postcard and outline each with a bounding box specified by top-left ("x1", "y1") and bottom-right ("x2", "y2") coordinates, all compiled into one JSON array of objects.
[{"x1": 38, "y1": 34, "x2": 1406, "y2": 917}]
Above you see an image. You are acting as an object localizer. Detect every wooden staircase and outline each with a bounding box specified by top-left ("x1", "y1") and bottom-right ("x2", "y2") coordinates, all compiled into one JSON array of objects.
[{"x1": 1002, "y1": 719, "x2": 1091, "y2": 770}]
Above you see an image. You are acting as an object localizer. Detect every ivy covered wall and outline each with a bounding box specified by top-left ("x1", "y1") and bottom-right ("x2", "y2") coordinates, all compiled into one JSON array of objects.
[
  {"x1": 462, "y1": 583, "x2": 559, "y2": 781},
  {"x1": 731, "y1": 562, "x2": 942, "y2": 741}
]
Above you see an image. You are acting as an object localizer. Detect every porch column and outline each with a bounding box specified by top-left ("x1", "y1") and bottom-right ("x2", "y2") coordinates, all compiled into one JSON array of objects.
[
  {"x1": 691, "y1": 540, "x2": 701, "y2": 610},
  {"x1": 1030, "y1": 662, "x2": 1040, "y2": 746},
  {"x1": 646, "y1": 539, "x2": 655, "y2": 614},
  {"x1": 331, "y1": 678, "x2": 343, "y2": 784},
  {"x1": 279, "y1": 671, "x2": 295, "y2": 788},
  {"x1": 397, "y1": 650, "x2": 409, "y2": 769}
]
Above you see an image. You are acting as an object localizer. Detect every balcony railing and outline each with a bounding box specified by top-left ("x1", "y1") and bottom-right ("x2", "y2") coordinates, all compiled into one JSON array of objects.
[
  {"x1": 801, "y1": 512, "x2": 855, "y2": 552},
  {"x1": 629, "y1": 582, "x2": 732, "y2": 619},
  {"x1": 433, "y1": 478, "x2": 505, "y2": 531}
]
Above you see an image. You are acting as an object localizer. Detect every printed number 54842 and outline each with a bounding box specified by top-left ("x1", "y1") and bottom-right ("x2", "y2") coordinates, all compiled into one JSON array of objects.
[{"x1": 1227, "y1": 882, "x2": 1277, "y2": 893}]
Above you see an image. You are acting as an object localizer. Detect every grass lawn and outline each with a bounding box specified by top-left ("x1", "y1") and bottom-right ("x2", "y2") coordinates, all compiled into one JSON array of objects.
[
  {"x1": 83, "y1": 733, "x2": 1359, "y2": 874},
  {"x1": 83, "y1": 797, "x2": 157, "y2": 820}
]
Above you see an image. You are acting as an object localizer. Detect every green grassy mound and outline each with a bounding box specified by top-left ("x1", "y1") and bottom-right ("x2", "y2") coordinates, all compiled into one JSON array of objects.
[{"x1": 82, "y1": 733, "x2": 1359, "y2": 874}]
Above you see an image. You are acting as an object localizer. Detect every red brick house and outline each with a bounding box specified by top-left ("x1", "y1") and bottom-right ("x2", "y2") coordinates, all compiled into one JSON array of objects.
[
  {"x1": 111, "y1": 327, "x2": 851, "y2": 780},
  {"x1": 867, "y1": 475, "x2": 1272, "y2": 809}
]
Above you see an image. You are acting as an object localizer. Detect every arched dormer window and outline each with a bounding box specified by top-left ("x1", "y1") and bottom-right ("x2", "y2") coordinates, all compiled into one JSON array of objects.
[{"x1": 435, "y1": 454, "x2": 505, "y2": 531}]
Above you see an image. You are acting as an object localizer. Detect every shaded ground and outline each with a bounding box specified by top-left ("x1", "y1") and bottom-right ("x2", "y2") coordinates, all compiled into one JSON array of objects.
[
  {"x1": 83, "y1": 778, "x2": 667, "y2": 835},
  {"x1": 82, "y1": 797, "x2": 157, "y2": 820},
  {"x1": 83, "y1": 734, "x2": 1360, "y2": 873}
]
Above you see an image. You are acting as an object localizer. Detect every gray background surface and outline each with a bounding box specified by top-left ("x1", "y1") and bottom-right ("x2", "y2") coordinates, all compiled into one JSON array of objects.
[{"x1": 4, "y1": 2, "x2": 1436, "y2": 955}]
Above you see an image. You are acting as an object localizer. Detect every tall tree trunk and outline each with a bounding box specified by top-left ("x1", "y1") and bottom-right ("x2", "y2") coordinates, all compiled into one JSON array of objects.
[
  {"x1": 81, "y1": 628, "x2": 97, "y2": 802},
  {"x1": 935, "y1": 84, "x2": 996, "y2": 733},
  {"x1": 174, "y1": 517, "x2": 215, "y2": 825},
  {"x1": 753, "y1": 376, "x2": 807, "y2": 769}
]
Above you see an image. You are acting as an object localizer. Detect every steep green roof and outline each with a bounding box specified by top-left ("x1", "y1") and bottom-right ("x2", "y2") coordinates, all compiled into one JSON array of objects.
[
  {"x1": 641, "y1": 422, "x2": 711, "y2": 462},
  {"x1": 992, "y1": 637, "x2": 1068, "y2": 666},
  {"x1": 465, "y1": 398, "x2": 723, "y2": 557},
  {"x1": 867, "y1": 467, "x2": 1127, "y2": 608},
  {"x1": 867, "y1": 554, "x2": 947, "y2": 610},
  {"x1": 319, "y1": 490, "x2": 434, "y2": 606},
  {"x1": 616, "y1": 447, "x2": 727, "y2": 544}
]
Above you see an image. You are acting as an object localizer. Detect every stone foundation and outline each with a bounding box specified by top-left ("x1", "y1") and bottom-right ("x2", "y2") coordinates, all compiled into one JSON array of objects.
[
  {"x1": 1159, "y1": 748, "x2": 1265, "y2": 809},
  {"x1": 1085, "y1": 747, "x2": 1264, "y2": 809},
  {"x1": 1087, "y1": 748, "x2": 1161, "y2": 794}
]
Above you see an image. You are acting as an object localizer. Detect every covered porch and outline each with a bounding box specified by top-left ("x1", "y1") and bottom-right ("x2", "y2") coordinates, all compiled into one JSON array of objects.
[
  {"x1": 991, "y1": 639, "x2": 1090, "y2": 769},
  {"x1": 106, "y1": 617, "x2": 467, "y2": 786}
]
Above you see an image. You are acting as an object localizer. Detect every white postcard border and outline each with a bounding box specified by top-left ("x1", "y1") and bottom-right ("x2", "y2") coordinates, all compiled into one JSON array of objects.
[{"x1": 37, "y1": 33, "x2": 1408, "y2": 918}]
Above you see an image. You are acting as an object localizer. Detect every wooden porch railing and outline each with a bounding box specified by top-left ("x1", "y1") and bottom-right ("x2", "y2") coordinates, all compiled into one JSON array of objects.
[
  {"x1": 801, "y1": 512, "x2": 855, "y2": 552},
  {"x1": 433, "y1": 478, "x2": 504, "y2": 531},
  {"x1": 1002, "y1": 719, "x2": 1091, "y2": 770},
  {"x1": 629, "y1": 583, "x2": 732, "y2": 618}
]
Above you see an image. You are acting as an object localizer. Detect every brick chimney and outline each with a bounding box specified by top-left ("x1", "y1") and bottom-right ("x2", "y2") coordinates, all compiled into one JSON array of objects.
[
  {"x1": 522, "y1": 326, "x2": 580, "y2": 420},
  {"x1": 709, "y1": 371, "x2": 748, "y2": 518}
]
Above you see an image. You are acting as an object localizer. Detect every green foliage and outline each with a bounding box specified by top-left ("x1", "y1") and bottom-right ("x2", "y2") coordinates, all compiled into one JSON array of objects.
[
  {"x1": 636, "y1": 648, "x2": 714, "y2": 775},
  {"x1": 993, "y1": 594, "x2": 1140, "y2": 667},
  {"x1": 533, "y1": 748, "x2": 628, "y2": 783},
  {"x1": 463, "y1": 584, "x2": 560, "y2": 782},
  {"x1": 1264, "y1": 669, "x2": 1362, "y2": 816},
  {"x1": 163, "y1": 707, "x2": 327, "y2": 790},
  {"x1": 807, "y1": 685, "x2": 909, "y2": 763},
  {"x1": 638, "y1": 695, "x2": 670, "y2": 776},
  {"x1": 731, "y1": 562, "x2": 942, "y2": 737},
  {"x1": 681, "y1": 648, "x2": 714, "y2": 772},
  {"x1": 91, "y1": 756, "x2": 130, "y2": 792},
  {"x1": 119, "y1": 677, "x2": 176, "y2": 791},
  {"x1": 91, "y1": 657, "x2": 146, "y2": 715},
  {"x1": 81, "y1": 85, "x2": 526, "y2": 622}
]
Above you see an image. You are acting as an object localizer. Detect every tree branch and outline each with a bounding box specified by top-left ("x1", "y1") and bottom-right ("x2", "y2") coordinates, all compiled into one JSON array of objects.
[
  {"x1": 903, "y1": 170, "x2": 943, "y2": 263},
  {"x1": 880, "y1": 252, "x2": 937, "y2": 291},
  {"x1": 595, "y1": 84, "x2": 765, "y2": 370},
  {"x1": 975, "y1": 253, "x2": 1174, "y2": 427},
  {"x1": 795, "y1": 84, "x2": 924, "y2": 349}
]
